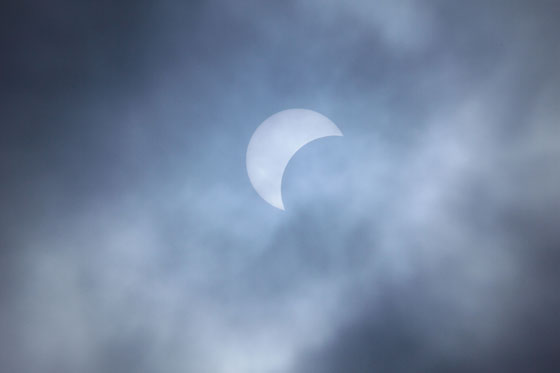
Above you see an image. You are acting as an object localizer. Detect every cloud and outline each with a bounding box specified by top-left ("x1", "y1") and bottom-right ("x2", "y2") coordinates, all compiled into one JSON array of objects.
[{"x1": 1, "y1": 1, "x2": 559, "y2": 372}]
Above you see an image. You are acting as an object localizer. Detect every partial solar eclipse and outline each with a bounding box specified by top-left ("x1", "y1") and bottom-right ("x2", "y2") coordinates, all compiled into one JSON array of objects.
[{"x1": 246, "y1": 109, "x2": 343, "y2": 210}]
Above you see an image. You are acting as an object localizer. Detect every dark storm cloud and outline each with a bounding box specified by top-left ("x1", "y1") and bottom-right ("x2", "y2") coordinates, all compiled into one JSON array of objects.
[{"x1": 1, "y1": 1, "x2": 559, "y2": 372}]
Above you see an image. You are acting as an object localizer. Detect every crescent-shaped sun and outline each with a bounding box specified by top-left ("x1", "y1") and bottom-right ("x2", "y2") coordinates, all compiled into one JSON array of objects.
[{"x1": 246, "y1": 109, "x2": 343, "y2": 210}]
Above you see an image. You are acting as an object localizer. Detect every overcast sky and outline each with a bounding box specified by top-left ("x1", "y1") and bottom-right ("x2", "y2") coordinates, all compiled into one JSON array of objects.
[{"x1": 2, "y1": 1, "x2": 560, "y2": 372}]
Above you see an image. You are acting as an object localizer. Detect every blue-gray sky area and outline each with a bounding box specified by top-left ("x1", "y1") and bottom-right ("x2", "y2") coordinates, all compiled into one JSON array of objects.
[{"x1": 1, "y1": 1, "x2": 560, "y2": 372}]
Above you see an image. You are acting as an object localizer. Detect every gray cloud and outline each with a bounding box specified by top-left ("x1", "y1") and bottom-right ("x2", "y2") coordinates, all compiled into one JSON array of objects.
[{"x1": 1, "y1": 1, "x2": 559, "y2": 372}]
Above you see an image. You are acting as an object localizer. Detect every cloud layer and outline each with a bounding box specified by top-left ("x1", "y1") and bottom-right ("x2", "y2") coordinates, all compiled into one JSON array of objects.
[{"x1": 2, "y1": 1, "x2": 560, "y2": 372}]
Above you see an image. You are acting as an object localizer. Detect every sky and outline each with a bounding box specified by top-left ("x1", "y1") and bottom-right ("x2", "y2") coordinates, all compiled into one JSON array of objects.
[{"x1": 1, "y1": 1, "x2": 560, "y2": 372}]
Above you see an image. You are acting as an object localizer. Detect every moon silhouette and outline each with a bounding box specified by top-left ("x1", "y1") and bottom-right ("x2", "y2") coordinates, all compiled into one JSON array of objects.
[{"x1": 246, "y1": 109, "x2": 343, "y2": 210}]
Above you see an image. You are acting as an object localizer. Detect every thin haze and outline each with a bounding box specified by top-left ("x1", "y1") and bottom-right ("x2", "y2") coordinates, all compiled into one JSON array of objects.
[{"x1": 1, "y1": 1, "x2": 559, "y2": 372}]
